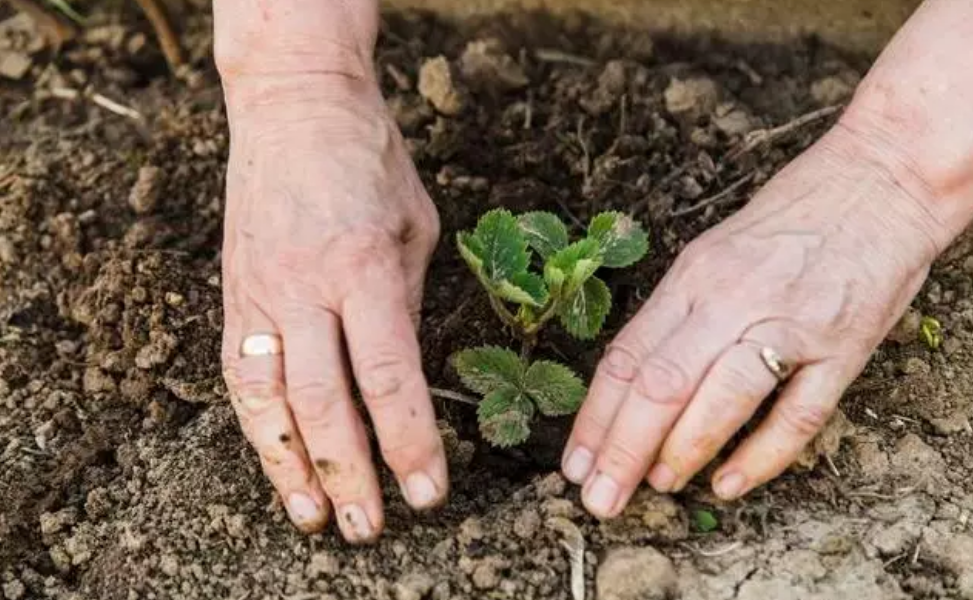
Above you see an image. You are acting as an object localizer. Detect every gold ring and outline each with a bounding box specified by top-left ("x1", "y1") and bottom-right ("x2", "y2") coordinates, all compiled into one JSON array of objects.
[
  {"x1": 759, "y1": 346, "x2": 794, "y2": 382},
  {"x1": 240, "y1": 333, "x2": 284, "y2": 358}
]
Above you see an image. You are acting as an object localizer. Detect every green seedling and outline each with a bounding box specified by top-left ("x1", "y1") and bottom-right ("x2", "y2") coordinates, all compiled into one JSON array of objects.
[
  {"x1": 692, "y1": 509, "x2": 719, "y2": 533},
  {"x1": 920, "y1": 316, "x2": 943, "y2": 350},
  {"x1": 451, "y1": 208, "x2": 649, "y2": 447},
  {"x1": 46, "y1": 0, "x2": 87, "y2": 25}
]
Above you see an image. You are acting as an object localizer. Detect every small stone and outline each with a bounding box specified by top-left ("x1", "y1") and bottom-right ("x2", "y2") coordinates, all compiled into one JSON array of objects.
[
  {"x1": 513, "y1": 508, "x2": 541, "y2": 539},
  {"x1": 128, "y1": 165, "x2": 162, "y2": 214},
  {"x1": 40, "y1": 508, "x2": 78, "y2": 536},
  {"x1": 811, "y1": 74, "x2": 858, "y2": 105},
  {"x1": 418, "y1": 56, "x2": 466, "y2": 116},
  {"x1": 664, "y1": 77, "x2": 719, "y2": 121},
  {"x1": 458, "y1": 38, "x2": 528, "y2": 91},
  {"x1": 0, "y1": 50, "x2": 31, "y2": 80},
  {"x1": 306, "y1": 551, "x2": 340, "y2": 578},
  {"x1": 458, "y1": 517, "x2": 485, "y2": 545},
  {"x1": 0, "y1": 235, "x2": 16, "y2": 264},
  {"x1": 225, "y1": 514, "x2": 246, "y2": 538},
  {"x1": 160, "y1": 554, "x2": 179, "y2": 577},
  {"x1": 597, "y1": 546, "x2": 677, "y2": 600},
  {"x1": 541, "y1": 497, "x2": 581, "y2": 519},
  {"x1": 713, "y1": 105, "x2": 753, "y2": 136},
  {"x1": 471, "y1": 560, "x2": 500, "y2": 590},
  {"x1": 393, "y1": 572, "x2": 435, "y2": 600},
  {"x1": 888, "y1": 308, "x2": 922, "y2": 344},
  {"x1": 2, "y1": 580, "x2": 25, "y2": 600},
  {"x1": 900, "y1": 357, "x2": 931, "y2": 376},
  {"x1": 534, "y1": 472, "x2": 567, "y2": 498},
  {"x1": 164, "y1": 292, "x2": 185, "y2": 307},
  {"x1": 135, "y1": 331, "x2": 178, "y2": 370}
]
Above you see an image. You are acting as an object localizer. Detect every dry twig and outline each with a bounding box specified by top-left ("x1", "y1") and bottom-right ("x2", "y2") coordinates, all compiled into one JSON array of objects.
[
  {"x1": 132, "y1": 0, "x2": 183, "y2": 72},
  {"x1": 429, "y1": 387, "x2": 478, "y2": 407},
  {"x1": 670, "y1": 172, "x2": 754, "y2": 218}
]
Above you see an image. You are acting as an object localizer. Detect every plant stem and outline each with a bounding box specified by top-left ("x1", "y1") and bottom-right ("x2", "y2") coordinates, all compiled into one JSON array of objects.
[
  {"x1": 486, "y1": 293, "x2": 522, "y2": 333},
  {"x1": 429, "y1": 387, "x2": 479, "y2": 407}
]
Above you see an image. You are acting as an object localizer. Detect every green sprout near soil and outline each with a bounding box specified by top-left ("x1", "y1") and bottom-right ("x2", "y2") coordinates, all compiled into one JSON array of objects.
[
  {"x1": 920, "y1": 316, "x2": 943, "y2": 350},
  {"x1": 45, "y1": 0, "x2": 87, "y2": 25},
  {"x1": 692, "y1": 509, "x2": 720, "y2": 533},
  {"x1": 451, "y1": 208, "x2": 648, "y2": 447}
]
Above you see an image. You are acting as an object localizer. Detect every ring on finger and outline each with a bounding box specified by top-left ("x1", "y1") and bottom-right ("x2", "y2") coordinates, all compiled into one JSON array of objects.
[
  {"x1": 240, "y1": 332, "x2": 284, "y2": 358},
  {"x1": 759, "y1": 346, "x2": 794, "y2": 383}
]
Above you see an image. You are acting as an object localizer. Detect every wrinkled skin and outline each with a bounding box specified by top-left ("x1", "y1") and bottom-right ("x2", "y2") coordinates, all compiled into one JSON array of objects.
[
  {"x1": 215, "y1": 0, "x2": 973, "y2": 538},
  {"x1": 220, "y1": 75, "x2": 446, "y2": 540}
]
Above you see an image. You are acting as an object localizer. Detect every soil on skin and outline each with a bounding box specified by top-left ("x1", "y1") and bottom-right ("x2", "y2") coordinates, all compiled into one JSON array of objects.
[{"x1": 2, "y1": 4, "x2": 973, "y2": 600}]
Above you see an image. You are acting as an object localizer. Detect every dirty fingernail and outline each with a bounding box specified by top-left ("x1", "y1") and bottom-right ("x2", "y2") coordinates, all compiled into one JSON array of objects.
[
  {"x1": 584, "y1": 473, "x2": 620, "y2": 516},
  {"x1": 715, "y1": 472, "x2": 747, "y2": 500},
  {"x1": 403, "y1": 471, "x2": 440, "y2": 509},
  {"x1": 648, "y1": 463, "x2": 677, "y2": 492},
  {"x1": 287, "y1": 493, "x2": 322, "y2": 523},
  {"x1": 563, "y1": 447, "x2": 594, "y2": 483},
  {"x1": 339, "y1": 504, "x2": 374, "y2": 542}
]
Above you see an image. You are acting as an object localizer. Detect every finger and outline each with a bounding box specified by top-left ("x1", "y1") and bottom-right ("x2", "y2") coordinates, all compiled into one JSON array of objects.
[
  {"x1": 562, "y1": 291, "x2": 690, "y2": 485},
  {"x1": 278, "y1": 302, "x2": 385, "y2": 544},
  {"x1": 647, "y1": 340, "x2": 779, "y2": 493},
  {"x1": 582, "y1": 310, "x2": 739, "y2": 518},
  {"x1": 711, "y1": 360, "x2": 848, "y2": 500},
  {"x1": 227, "y1": 300, "x2": 330, "y2": 533},
  {"x1": 341, "y1": 249, "x2": 448, "y2": 511}
]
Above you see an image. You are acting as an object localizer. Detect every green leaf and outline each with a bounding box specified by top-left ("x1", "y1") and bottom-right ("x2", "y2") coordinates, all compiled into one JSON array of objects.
[
  {"x1": 518, "y1": 212, "x2": 569, "y2": 259},
  {"x1": 588, "y1": 211, "x2": 649, "y2": 268},
  {"x1": 692, "y1": 509, "x2": 719, "y2": 533},
  {"x1": 495, "y1": 272, "x2": 549, "y2": 307},
  {"x1": 478, "y1": 388, "x2": 533, "y2": 447},
  {"x1": 459, "y1": 209, "x2": 530, "y2": 282},
  {"x1": 920, "y1": 316, "x2": 943, "y2": 350},
  {"x1": 547, "y1": 239, "x2": 603, "y2": 294},
  {"x1": 523, "y1": 361, "x2": 586, "y2": 416},
  {"x1": 451, "y1": 346, "x2": 525, "y2": 395},
  {"x1": 558, "y1": 276, "x2": 611, "y2": 339},
  {"x1": 457, "y1": 231, "x2": 485, "y2": 277}
]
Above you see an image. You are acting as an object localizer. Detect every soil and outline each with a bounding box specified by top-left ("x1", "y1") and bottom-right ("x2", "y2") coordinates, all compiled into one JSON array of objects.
[{"x1": 2, "y1": 3, "x2": 973, "y2": 600}]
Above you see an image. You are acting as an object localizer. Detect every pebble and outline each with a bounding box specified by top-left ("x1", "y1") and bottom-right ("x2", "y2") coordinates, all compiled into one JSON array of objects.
[
  {"x1": 513, "y1": 508, "x2": 541, "y2": 539},
  {"x1": 471, "y1": 560, "x2": 500, "y2": 590},
  {"x1": 0, "y1": 50, "x2": 31, "y2": 80},
  {"x1": 664, "y1": 77, "x2": 719, "y2": 121},
  {"x1": 888, "y1": 308, "x2": 921, "y2": 344},
  {"x1": 418, "y1": 56, "x2": 465, "y2": 116},
  {"x1": 0, "y1": 235, "x2": 16, "y2": 264},
  {"x1": 160, "y1": 554, "x2": 179, "y2": 577},
  {"x1": 393, "y1": 572, "x2": 435, "y2": 600},
  {"x1": 128, "y1": 165, "x2": 162, "y2": 214},
  {"x1": 2, "y1": 579, "x2": 25, "y2": 600},
  {"x1": 597, "y1": 546, "x2": 677, "y2": 600}
]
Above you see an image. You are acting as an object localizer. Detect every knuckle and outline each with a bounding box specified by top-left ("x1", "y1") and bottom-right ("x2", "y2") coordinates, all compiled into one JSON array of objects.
[
  {"x1": 381, "y1": 437, "x2": 442, "y2": 474},
  {"x1": 778, "y1": 401, "x2": 830, "y2": 437},
  {"x1": 631, "y1": 355, "x2": 690, "y2": 406},
  {"x1": 599, "y1": 441, "x2": 646, "y2": 479},
  {"x1": 599, "y1": 344, "x2": 640, "y2": 384},
  {"x1": 356, "y1": 353, "x2": 414, "y2": 402},
  {"x1": 287, "y1": 379, "x2": 347, "y2": 423}
]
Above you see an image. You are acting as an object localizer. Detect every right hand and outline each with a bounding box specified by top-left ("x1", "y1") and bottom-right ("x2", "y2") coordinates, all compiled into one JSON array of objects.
[{"x1": 218, "y1": 69, "x2": 447, "y2": 542}]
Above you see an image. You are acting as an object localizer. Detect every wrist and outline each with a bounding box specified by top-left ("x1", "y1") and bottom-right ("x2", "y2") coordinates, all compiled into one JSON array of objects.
[
  {"x1": 833, "y1": 98, "x2": 973, "y2": 257},
  {"x1": 213, "y1": 0, "x2": 378, "y2": 107}
]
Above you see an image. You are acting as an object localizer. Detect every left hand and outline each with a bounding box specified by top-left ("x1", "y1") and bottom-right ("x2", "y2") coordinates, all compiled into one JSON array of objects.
[{"x1": 560, "y1": 121, "x2": 946, "y2": 518}]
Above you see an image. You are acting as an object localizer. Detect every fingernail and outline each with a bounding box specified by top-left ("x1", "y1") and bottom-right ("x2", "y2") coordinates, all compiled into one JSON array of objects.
[
  {"x1": 715, "y1": 472, "x2": 747, "y2": 500},
  {"x1": 584, "y1": 473, "x2": 620, "y2": 516},
  {"x1": 563, "y1": 447, "x2": 594, "y2": 483},
  {"x1": 648, "y1": 463, "x2": 677, "y2": 493},
  {"x1": 339, "y1": 504, "x2": 374, "y2": 542},
  {"x1": 287, "y1": 493, "x2": 322, "y2": 523},
  {"x1": 403, "y1": 471, "x2": 440, "y2": 509}
]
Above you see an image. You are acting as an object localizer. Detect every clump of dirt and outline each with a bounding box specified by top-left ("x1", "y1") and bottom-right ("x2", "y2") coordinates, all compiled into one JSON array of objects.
[{"x1": 3, "y1": 3, "x2": 973, "y2": 599}]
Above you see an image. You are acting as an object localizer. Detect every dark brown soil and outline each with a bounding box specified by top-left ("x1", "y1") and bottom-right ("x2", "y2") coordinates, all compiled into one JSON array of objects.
[{"x1": 3, "y1": 4, "x2": 973, "y2": 600}]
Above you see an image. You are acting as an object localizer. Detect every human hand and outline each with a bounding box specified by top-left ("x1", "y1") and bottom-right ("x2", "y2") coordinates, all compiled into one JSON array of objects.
[
  {"x1": 218, "y1": 72, "x2": 446, "y2": 541},
  {"x1": 561, "y1": 120, "x2": 948, "y2": 518}
]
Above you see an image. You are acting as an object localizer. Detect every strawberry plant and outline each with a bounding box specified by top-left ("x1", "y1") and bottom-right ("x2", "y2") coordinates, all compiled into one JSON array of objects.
[{"x1": 451, "y1": 208, "x2": 649, "y2": 447}]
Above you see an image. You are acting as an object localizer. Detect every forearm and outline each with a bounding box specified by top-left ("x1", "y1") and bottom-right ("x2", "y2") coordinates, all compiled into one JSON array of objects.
[
  {"x1": 841, "y1": 0, "x2": 973, "y2": 247},
  {"x1": 213, "y1": 0, "x2": 380, "y2": 110}
]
